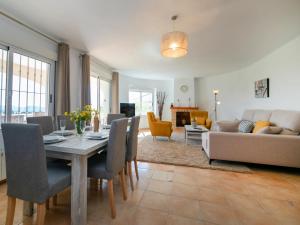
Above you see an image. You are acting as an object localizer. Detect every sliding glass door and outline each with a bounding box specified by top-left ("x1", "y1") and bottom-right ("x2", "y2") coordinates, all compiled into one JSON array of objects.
[{"x1": 90, "y1": 75, "x2": 111, "y2": 122}]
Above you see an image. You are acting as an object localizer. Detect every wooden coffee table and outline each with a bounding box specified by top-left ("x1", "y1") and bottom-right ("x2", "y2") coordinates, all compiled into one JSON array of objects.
[{"x1": 184, "y1": 125, "x2": 208, "y2": 144}]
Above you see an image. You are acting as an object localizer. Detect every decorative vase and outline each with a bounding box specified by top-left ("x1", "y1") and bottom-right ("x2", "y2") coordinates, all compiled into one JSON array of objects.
[
  {"x1": 76, "y1": 120, "x2": 86, "y2": 135},
  {"x1": 93, "y1": 114, "x2": 100, "y2": 132}
]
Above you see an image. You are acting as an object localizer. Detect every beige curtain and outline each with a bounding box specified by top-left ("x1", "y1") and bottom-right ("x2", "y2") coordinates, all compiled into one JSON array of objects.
[
  {"x1": 111, "y1": 72, "x2": 119, "y2": 113},
  {"x1": 81, "y1": 54, "x2": 91, "y2": 108},
  {"x1": 55, "y1": 43, "x2": 70, "y2": 116}
]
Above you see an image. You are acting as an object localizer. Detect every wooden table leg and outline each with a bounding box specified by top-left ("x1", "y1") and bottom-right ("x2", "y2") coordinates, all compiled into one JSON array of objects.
[
  {"x1": 23, "y1": 201, "x2": 34, "y2": 216},
  {"x1": 71, "y1": 155, "x2": 87, "y2": 225}
]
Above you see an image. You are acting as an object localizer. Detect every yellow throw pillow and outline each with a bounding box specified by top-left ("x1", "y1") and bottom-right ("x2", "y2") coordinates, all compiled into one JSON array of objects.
[
  {"x1": 195, "y1": 117, "x2": 206, "y2": 125},
  {"x1": 253, "y1": 121, "x2": 271, "y2": 133}
]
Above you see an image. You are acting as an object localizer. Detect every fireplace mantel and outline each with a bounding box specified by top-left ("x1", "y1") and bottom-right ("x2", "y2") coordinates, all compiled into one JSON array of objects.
[{"x1": 170, "y1": 106, "x2": 199, "y2": 127}]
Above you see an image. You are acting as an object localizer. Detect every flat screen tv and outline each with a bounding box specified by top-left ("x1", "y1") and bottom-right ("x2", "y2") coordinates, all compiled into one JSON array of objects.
[{"x1": 120, "y1": 103, "x2": 135, "y2": 117}]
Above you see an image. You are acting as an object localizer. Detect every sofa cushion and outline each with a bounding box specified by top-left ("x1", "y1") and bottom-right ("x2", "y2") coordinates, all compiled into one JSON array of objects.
[
  {"x1": 280, "y1": 128, "x2": 299, "y2": 136},
  {"x1": 256, "y1": 126, "x2": 283, "y2": 134},
  {"x1": 253, "y1": 121, "x2": 271, "y2": 133},
  {"x1": 242, "y1": 109, "x2": 272, "y2": 122},
  {"x1": 270, "y1": 110, "x2": 300, "y2": 132},
  {"x1": 239, "y1": 120, "x2": 254, "y2": 133},
  {"x1": 216, "y1": 121, "x2": 240, "y2": 132}
]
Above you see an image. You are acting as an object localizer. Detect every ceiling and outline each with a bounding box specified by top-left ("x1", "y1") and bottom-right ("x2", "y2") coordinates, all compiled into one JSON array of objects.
[{"x1": 1, "y1": 0, "x2": 300, "y2": 80}]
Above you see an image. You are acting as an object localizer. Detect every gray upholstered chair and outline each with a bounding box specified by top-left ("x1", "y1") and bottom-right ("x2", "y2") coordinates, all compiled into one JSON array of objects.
[
  {"x1": 88, "y1": 118, "x2": 128, "y2": 218},
  {"x1": 27, "y1": 116, "x2": 54, "y2": 135},
  {"x1": 106, "y1": 113, "x2": 126, "y2": 125},
  {"x1": 57, "y1": 115, "x2": 75, "y2": 130},
  {"x1": 1, "y1": 123, "x2": 71, "y2": 225},
  {"x1": 126, "y1": 116, "x2": 140, "y2": 191}
]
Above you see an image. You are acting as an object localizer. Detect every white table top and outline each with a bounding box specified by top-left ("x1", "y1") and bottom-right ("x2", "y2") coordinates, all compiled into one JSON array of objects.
[
  {"x1": 44, "y1": 132, "x2": 109, "y2": 155},
  {"x1": 184, "y1": 125, "x2": 208, "y2": 132}
]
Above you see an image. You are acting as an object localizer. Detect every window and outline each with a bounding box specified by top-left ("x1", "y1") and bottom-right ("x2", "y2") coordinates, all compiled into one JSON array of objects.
[
  {"x1": 0, "y1": 45, "x2": 54, "y2": 123},
  {"x1": 90, "y1": 75, "x2": 111, "y2": 121},
  {"x1": 129, "y1": 90, "x2": 153, "y2": 116}
]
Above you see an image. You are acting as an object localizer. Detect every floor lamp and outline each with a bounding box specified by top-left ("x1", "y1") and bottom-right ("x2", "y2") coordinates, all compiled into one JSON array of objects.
[{"x1": 213, "y1": 89, "x2": 220, "y2": 121}]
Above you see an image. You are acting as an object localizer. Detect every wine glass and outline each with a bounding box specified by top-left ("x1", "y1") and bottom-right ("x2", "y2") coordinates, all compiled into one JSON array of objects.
[{"x1": 60, "y1": 119, "x2": 66, "y2": 136}]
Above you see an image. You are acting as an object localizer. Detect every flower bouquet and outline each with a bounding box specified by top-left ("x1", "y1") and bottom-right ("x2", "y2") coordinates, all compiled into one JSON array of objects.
[{"x1": 64, "y1": 105, "x2": 98, "y2": 135}]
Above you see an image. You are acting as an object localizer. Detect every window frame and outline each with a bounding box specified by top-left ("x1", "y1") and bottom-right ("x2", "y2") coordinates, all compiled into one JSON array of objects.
[
  {"x1": 0, "y1": 43, "x2": 55, "y2": 123},
  {"x1": 129, "y1": 89, "x2": 154, "y2": 116}
]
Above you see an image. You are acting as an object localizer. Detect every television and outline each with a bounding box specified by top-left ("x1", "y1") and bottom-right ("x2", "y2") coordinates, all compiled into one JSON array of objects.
[{"x1": 120, "y1": 103, "x2": 135, "y2": 117}]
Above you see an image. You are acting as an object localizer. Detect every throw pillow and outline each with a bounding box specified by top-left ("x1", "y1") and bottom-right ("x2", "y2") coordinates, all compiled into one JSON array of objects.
[
  {"x1": 256, "y1": 126, "x2": 283, "y2": 134},
  {"x1": 280, "y1": 129, "x2": 300, "y2": 136},
  {"x1": 216, "y1": 120, "x2": 240, "y2": 132},
  {"x1": 253, "y1": 121, "x2": 271, "y2": 133},
  {"x1": 195, "y1": 117, "x2": 206, "y2": 125},
  {"x1": 239, "y1": 120, "x2": 254, "y2": 133}
]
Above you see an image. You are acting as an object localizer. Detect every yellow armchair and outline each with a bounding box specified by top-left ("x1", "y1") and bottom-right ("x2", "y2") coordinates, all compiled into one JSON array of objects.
[
  {"x1": 190, "y1": 111, "x2": 212, "y2": 129},
  {"x1": 147, "y1": 112, "x2": 173, "y2": 140}
]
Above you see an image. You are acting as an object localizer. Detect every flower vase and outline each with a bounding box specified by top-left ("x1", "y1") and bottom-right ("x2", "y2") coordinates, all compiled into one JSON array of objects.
[{"x1": 76, "y1": 120, "x2": 86, "y2": 135}]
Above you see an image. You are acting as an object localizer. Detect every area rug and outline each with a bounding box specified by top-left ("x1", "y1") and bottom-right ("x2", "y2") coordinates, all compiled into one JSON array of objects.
[{"x1": 137, "y1": 131, "x2": 252, "y2": 173}]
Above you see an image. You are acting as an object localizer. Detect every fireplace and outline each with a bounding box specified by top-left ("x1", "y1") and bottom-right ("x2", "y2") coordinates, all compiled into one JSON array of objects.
[
  {"x1": 176, "y1": 112, "x2": 191, "y2": 127},
  {"x1": 171, "y1": 106, "x2": 199, "y2": 127}
]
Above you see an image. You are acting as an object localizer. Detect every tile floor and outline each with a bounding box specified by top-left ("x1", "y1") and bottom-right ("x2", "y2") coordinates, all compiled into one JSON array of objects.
[{"x1": 0, "y1": 161, "x2": 300, "y2": 225}]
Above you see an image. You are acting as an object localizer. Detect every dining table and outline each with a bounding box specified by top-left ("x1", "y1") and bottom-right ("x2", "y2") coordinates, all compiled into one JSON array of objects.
[{"x1": 23, "y1": 131, "x2": 109, "y2": 225}]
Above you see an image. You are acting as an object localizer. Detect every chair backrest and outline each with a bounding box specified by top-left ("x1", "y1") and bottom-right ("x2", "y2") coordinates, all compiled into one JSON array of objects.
[
  {"x1": 57, "y1": 115, "x2": 75, "y2": 130},
  {"x1": 1, "y1": 123, "x2": 49, "y2": 203},
  {"x1": 106, "y1": 118, "x2": 128, "y2": 175},
  {"x1": 190, "y1": 111, "x2": 208, "y2": 121},
  {"x1": 27, "y1": 116, "x2": 54, "y2": 135},
  {"x1": 107, "y1": 113, "x2": 126, "y2": 125},
  {"x1": 126, "y1": 116, "x2": 140, "y2": 161}
]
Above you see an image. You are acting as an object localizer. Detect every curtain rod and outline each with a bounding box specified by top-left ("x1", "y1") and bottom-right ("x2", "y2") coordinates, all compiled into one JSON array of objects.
[{"x1": 0, "y1": 10, "x2": 59, "y2": 44}]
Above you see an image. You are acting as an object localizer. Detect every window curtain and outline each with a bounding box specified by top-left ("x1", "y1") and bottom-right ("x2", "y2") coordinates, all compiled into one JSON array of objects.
[
  {"x1": 55, "y1": 43, "x2": 70, "y2": 116},
  {"x1": 81, "y1": 54, "x2": 91, "y2": 108},
  {"x1": 111, "y1": 72, "x2": 119, "y2": 113}
]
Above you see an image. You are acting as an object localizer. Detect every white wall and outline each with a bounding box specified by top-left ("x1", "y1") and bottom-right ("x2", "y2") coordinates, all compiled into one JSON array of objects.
[
  {"x1": 119, "y1": 75, "x2": 174, "y2": 128},
  {"x1": 90, "y1": 56, "x2": 113, "y2": 80},
  {"x1": 195, "y1": 35, "x2": 300, "y2": 121},
  {"x1": 0, "y1": 15, "x2": 57, "y2": 61},
  {"x1": 174, "y1": 78, "x2": 196, "y2": 107}
]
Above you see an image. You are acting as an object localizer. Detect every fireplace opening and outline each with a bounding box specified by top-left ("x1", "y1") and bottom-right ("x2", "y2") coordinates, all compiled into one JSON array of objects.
[{"x1": 176, "y1": 112, "x2": 191, "y2": 127}]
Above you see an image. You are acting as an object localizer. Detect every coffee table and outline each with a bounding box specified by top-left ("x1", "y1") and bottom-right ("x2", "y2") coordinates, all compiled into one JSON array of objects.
[{"x1": 184, "y1": 125, "x2": 208, "y2": 145}]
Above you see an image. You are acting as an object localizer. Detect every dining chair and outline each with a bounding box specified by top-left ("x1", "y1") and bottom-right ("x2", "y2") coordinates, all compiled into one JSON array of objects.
[
  {"x1": 56, "y1": 115, "x2": 75, "y2": 130},
  {"x1": 27, "y1": 116, "x2": 54, "y2": 135},
  {"x1": 88, "y1": 118, "x2": 128, "y2": 219},
  {"x1": 1, "y1": 123, "x2": 71, "y2": 225},
  {"x1": 126, "y1": 116, "x2": 140, "y2": 191},
  {"x1": 106, "y1": 113, "x2": 126, "y2": 125}
]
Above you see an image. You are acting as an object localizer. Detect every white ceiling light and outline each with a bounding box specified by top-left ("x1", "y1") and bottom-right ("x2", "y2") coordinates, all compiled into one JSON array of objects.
[{"x1": 161, "y1": 15, "x2": 188, "y2": 58}]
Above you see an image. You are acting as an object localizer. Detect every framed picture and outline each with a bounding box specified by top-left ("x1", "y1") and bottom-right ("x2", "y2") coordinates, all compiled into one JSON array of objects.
[{"x1": 255, "y1": 78, "x2": 269, "y2": 98}]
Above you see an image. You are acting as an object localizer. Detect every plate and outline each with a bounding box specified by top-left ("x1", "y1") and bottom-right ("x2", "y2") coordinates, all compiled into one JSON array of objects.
[
  {"x1": 86, "y1": 132, "x2": 108, "y2": 140},
  {"x1": 86, "y1": 136, "x2": 108, "y2": 140},
  {"x1": 43, "y1": 135, "x2": 66, "y2": 144}
]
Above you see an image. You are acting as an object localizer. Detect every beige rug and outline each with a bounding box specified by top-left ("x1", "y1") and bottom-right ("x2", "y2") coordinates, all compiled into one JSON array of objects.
[{"x1": 137, "y1": 131, "x2": 251, "y2": 173}]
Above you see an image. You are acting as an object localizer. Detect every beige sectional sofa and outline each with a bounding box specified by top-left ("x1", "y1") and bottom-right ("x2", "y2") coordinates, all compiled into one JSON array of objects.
[{"x1": 202, "y1": 109, "x2": 300, "y2": 168}]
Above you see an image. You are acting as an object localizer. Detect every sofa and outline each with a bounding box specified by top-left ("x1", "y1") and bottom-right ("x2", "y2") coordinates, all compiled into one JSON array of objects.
[
  {"x1": 147, "y1": 112, "x2": 173, "y2": 140},
  {"x1": 190, "y1": 111, "x2": 212, "y2": 129},
  {"x1": 202, "y1": 109, "x2": 300, "y2": 168}
]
